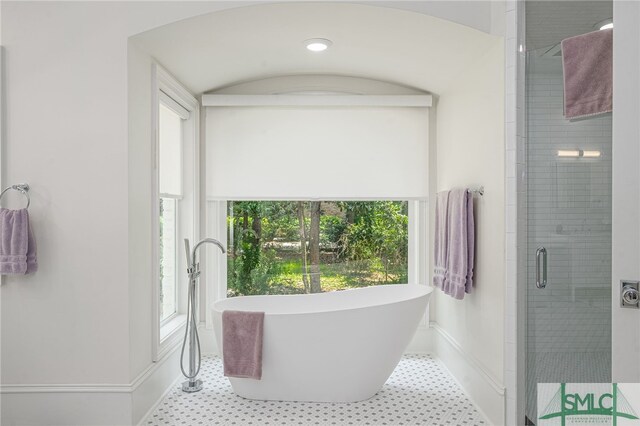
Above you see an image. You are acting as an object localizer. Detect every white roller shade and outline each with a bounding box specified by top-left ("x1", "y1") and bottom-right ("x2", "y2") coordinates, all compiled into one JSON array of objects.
[
  {"x1": 206, "y1": 106, "x2": 429, "y2": 199},
  {"x1": 159, "y1": 104, "x2": 183, "y2": 197}
]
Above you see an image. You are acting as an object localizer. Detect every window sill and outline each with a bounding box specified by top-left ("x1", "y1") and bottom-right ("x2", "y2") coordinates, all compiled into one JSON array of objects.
[{"x1": 160, "y1": 314, "x2": 187, "y2": 343}]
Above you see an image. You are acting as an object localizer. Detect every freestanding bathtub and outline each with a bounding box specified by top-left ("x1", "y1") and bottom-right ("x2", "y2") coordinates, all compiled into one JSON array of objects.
[{"x1": 212, "y1": 284, "x2": 432, "y2": 402}]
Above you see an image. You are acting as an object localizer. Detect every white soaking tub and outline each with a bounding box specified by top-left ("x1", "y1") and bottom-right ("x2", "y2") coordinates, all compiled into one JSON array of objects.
[{"x1": 213, "y1": 284, "x2": 432, "y2": 403}]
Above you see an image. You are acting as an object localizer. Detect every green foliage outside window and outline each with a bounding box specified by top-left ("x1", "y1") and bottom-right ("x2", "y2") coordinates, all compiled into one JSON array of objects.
[{"x1": 227, "y1": 201, "x2": 408, "y2": 297}]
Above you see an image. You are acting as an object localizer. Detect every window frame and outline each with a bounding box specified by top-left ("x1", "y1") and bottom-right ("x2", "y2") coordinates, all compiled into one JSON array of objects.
[
  {"x1": 152, "y1": 64, "x2": 200, "y2": 362},
  {"x1": 204, "y1": 198, "x2": 428, "y2": 329}
]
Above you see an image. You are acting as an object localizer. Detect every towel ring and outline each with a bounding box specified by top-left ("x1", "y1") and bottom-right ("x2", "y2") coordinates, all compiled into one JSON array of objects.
[{"x1": 0, "y1": 184, "x2": 31, "y2": 209}]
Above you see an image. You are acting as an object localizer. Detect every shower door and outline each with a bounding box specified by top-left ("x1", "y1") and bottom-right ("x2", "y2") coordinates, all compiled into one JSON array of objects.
[{"x1": 525, "y1": 49, "x2": 612, "y2": 421}]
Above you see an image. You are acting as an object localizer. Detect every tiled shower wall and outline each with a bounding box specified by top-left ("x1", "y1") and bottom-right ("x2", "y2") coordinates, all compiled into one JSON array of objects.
[{"x1": 526, "y1": 55, "x2": 612, "y2": 356}]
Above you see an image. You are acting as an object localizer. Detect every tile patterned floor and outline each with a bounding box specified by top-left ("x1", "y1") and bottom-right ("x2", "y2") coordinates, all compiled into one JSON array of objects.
[{"x1": 145, "y1": 354, "x2": 487, "y2": 425}]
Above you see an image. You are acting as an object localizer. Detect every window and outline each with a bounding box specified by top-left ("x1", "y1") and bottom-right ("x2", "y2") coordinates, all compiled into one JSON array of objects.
[
  {"x1": 202, "y1": 80, "x2": 431, "y2": 323},
  {"x1": 159, "y1": 197, "x2": 177, "y2": 321},
  {"x1": 158, "y1": 103, "x2": 183, "y2": 323},
  {"x1": 226, "y1": 201, "x2": 409, "y2": 297},
  {"x1": 153, "y1": 65, "x2": 199, "y2": 359}
]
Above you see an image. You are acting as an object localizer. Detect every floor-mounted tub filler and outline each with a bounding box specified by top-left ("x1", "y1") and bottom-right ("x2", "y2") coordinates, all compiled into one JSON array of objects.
[
  {"x1": 181, "y1": 238, "x2": 226, "y2": 393},
  {"x1": 213, "y1": 284, "x2": 432, "y2": 402}
]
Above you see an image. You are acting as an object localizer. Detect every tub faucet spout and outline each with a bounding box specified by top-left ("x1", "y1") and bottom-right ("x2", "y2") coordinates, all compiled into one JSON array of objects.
[{"x1": 191, "y1": 238, "x2": 226, "y2": 267}]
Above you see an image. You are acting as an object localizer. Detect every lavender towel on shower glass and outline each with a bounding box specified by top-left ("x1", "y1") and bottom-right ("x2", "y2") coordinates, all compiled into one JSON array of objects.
[
  {"x1": 222, "y1": 310, "x2": 265, "y2": 380},
  {"x1": 432, "y1": 191, "x2": 450, "y2": 291},
  {"x1": 0, "y1": 208, "x2": 38, "y2": 275},
  {"x1": 561, "y1": 28, "x2": 613, "y2": 119}
]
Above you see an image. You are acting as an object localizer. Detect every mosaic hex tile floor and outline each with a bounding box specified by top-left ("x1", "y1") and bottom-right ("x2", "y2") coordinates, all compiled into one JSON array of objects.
[{"x1": 144, "y1": 354, "x2": 487, "y2": 426}]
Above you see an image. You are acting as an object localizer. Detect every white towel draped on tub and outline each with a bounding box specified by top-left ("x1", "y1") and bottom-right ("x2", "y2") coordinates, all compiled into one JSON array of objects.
[{"x1": 432, "y1": 188, "x2": 475, "y2": 300}]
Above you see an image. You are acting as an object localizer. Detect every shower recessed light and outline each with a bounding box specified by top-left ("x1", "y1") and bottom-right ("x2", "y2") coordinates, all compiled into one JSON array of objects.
[
  {"x1": 557, "y1": 149, "x2": 601, "y2": 158},
  {"x1": 595, "y1": 19, "x2": 613, "y2": 30},
  {"x1": 304, "y1": 38, "x2": 332, "y2": 52},
  {"x1": 558, "y1": 150, "x2": 581, "y2": 157}
]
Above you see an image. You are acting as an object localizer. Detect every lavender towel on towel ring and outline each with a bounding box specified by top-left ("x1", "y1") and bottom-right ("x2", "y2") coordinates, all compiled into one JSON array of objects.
[{"x1": 0, "y1": 208, "x2": 38, "y2": 275}]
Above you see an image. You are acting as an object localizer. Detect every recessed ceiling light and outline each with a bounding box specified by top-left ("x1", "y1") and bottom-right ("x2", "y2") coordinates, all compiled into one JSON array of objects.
[
  {"x1": 595, "y1": 19, "x2": 613, "y2": 30},
  {"x1": 304, "y1": 38, "x2": 332, "y2": 52}
]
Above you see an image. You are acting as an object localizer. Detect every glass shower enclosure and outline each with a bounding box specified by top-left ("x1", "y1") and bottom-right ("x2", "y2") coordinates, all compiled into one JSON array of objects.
[{"x1": 524, "y1": 2, "x2": 613, "y2": 420}]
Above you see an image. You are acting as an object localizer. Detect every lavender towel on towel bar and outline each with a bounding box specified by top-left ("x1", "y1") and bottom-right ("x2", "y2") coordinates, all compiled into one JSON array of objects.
[
  {"x1": 561, "y1": 28, "x2": 613, "y2": 119},
  {"x1": 433, "y1": 191, "x2": 450, "y2": 291},
  {"x1": 0, "y1": 208, "x2": 37, "y2": 275},
  {"x1": 432, "y1": 189, "x2": 475, "y2": 300},
  {"x1": 222, "y1": 310, "x2": 265, "y2": 380},
  {"x1": 445, "y1": 189, "x2": 472, "y2": 300},
  {"x1": 464, "y1": 190, "x2": 475, "y2": 292}
]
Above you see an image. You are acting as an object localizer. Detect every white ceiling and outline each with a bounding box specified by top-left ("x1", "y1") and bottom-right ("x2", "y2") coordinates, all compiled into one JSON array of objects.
[
  {"x1": 365, "y1": 1, "x2": 496, "y2": 34},
  {"x1": 526, "y1": 0, "x2": 612, "y2": 51},
  {"x1": 131, "y1": 2, "x2": 500, "y2": 95}
]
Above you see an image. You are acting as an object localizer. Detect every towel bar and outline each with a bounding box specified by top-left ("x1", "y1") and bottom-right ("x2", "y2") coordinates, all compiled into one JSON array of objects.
[
  {"x1": 0, "y1": 183, "x2": 30, "y2": 209},
  {"x1": 468, "y1": 186, "x2": 484, "y2": 196}
]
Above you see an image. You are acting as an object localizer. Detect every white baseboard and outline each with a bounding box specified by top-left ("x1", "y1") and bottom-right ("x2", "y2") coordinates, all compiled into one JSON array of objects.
[
  {"x1": 0, "y1": 391, "x2": 132, "y2": 426},
  {"x1": 430, "y1": 322, "x2": 505, "y2": 425},
  {"x1": 135, "y1": 373, "x2": 183, "y2": 426},
  {"x1": 0, "y1": 345, "x2": 182, "y2": 426},
  {"x1": 131, "y1": 345, "x2": 182, "y2": 425}
]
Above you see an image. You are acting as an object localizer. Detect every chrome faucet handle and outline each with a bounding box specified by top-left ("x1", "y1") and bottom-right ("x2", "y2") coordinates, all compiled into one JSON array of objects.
[{"x1": 186, "y1": 265, "x2": 201, "y2": 281}]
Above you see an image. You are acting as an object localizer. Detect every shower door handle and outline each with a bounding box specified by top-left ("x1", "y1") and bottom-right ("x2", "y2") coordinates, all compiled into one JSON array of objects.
[{"x1": 536, "y1": 247, "x2": 547, "y2": 289}]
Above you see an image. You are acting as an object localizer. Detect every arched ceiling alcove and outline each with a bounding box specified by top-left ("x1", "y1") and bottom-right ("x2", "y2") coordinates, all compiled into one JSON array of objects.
[{"x1": 130, "y1": 2, "x2": 501, "y2": 96}]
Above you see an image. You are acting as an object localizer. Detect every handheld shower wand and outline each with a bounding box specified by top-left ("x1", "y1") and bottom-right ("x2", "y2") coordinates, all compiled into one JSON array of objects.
[{"x1": 180, "y1": 238, "x2": 226, "y2": 393}]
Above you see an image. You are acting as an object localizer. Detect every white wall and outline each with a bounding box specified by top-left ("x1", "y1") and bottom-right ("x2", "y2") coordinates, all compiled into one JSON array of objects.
[
  {"x1": 2, "y1": 0, "x2": 140, "y2": 385},
  {"x1": 434, "y1": 39, "x2": 505, "y2": 425},
  {"x1": 0, "y1": 2, "x2": 503, "y2": 425},
  {"x1": 0, "y1": 2, "x2": 249, "y2": 425}
]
